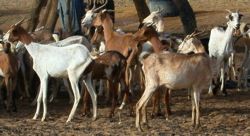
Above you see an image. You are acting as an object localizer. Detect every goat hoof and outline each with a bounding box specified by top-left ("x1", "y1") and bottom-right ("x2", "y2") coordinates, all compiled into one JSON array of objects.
[
  {"x1": 81, "y1": 112, "x2": 87, "y2": 117},
  {"x1": 142, "y1": 123, "x2": 150, "y2": 129},
  {"x1": 109, "y1": 118, "x2": 114, "y2": 122},
  {"x1": 66, "y1": 119, "x2": 71, "y2": 123},
  {"x1": 108, "y1": 113, "x2": 114, "y2": 119},
  {"x1": 32, "y1": 115, "x2": 38, "y2": 120},
  {"x1": 222, "y1": 91, "x2": 228, "y2": 97},
  {"x1": 165, "y1": 116, "x2": 171, "y2": 121},
  {"x1": 12, "y1": 108, "x2": 17, "y2": 113},
  {"x1": 137, "y1": 126, "x2": 143, "y2": 132},
  {"x1": 156, "y1": 112, "x2": 163, "y2": 117},
  {"x1": 195, "y1": 124, "x2": 200, "y2": 129},
  {"x1": 92, "y1": 117, "x2": 97, "y2": 121},
  {"x1": 150, "y1": 113, "x2": 156, "y2": 119},
  {"x1": 41, "y1": 118, "x2": 45, "y2": 122}
]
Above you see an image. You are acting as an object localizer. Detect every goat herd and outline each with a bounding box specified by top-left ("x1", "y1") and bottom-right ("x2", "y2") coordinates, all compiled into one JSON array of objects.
[{"x1": 0, "y1": 1, "x2": 249, "y2": 132}]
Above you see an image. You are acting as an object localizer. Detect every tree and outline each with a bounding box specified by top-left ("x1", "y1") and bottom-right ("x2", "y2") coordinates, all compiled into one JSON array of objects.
[
  {"x1": 26, "y1": 0, "x2": 46, "y2": 32},
  {"x1": 27, "y1": 0, "x2": 59, "y2": 32},
  {"x1": 42, "y1": 0, "x2": 59, "y2": 32},
  {"x1": 172, "y1": 0, "x2": 197, "y2": 34},
  {"x1": 132, "y1": 0, "x2": 150, "y2": 23}
]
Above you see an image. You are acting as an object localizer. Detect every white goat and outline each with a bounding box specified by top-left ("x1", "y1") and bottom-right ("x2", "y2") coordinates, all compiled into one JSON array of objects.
[
  {"x1": 208, "y1": 10, "x2": 242, "y2": 95},
  {"x1": 5, "y1": 20, "x2": 97, "y2": 122},
  {"x1": 15, "y1": 34, "x2": 92, "y2": 104}
]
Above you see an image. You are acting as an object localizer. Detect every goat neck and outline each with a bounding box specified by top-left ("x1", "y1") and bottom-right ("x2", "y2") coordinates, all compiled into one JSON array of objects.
[
  {"x1": 195, "y1": 44, "x2": 206, "y2": 53},
  {"x1": 225, "y1": 22, "x2": 235, "y2": 41},
  {"x1": 223, "y1": 23, "x2": 235, "y2": 53},
  {"x1": 148, "y1": 34, "x2": 164, "y2": 53},
  {"x1": 101, "y1": 14, "x2": 114, "y2": 42}
]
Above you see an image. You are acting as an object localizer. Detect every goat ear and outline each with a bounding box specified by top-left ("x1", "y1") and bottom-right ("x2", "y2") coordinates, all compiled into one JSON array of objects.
[
  {"x1": 239, "y1": 14, "x2": 243, "y2": 19},
  {"x1": 138, "y1": 23, "x2": 144, "y2": 29},
  {"x1": 226, "y1": 15, "x2": 233, "y2": 20},
  {"x1": 101, "y1": 9, "x2": 107, "y2": 13},
  {"x1": 100, "y1": 11, "x2": 107, "y2": 20}
]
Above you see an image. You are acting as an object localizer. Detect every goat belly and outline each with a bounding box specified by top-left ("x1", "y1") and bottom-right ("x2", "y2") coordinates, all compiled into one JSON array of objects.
[
  {"x1": 45, "y1": 63, "x2": 69, "y2": 78},
  {"x1": 162, "y1": 74, "x2": 194, "y2": 90},
  {"x1": 0, "y1": 68, "x2": 4, "y2": 77}
]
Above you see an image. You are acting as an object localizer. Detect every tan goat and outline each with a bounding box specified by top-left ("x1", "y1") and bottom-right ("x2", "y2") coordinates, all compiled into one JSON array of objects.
[{"x1": 135, "y1": 27, "x2": 214, "y2": 131}]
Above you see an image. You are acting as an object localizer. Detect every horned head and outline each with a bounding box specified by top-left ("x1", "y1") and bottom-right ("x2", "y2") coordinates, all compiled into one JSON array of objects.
[
  {"x1": 142, "y1": 8, "x2": 164, "y2": 33},
  {"x1": 81, "y1": 0, "x2": 108, "y2": 28},
  {"x1": 3, "y1": 18, "x2": 29, "y2": 43},
  {"x1": 177, "y1": 30, "x2": 204, "y2": 54},
  {"x1": 225, "y1": 9, "x2": 243, "y2": 30}
]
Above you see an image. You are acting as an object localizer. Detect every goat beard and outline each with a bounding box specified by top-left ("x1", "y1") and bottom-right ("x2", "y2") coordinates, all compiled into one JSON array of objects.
[{"x1": 233, "y1": 29, "x2": 241, "y2": 37}]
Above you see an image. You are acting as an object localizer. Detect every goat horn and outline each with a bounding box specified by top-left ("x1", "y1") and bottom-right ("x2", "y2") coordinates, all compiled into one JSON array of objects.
[
  {"x1": 35, "y1": 26, "x2": 45, "y2": 32},
  {"x1": 189, "y1": 31, "x2": 196, "y2": 37},
  {"x1": 93, "y1": 0, "x2": 108, "y2": 12},
  {"x1": 14, "y1": 18, "x2": 25, "y2": 26},
  {"x1": 91, "y1": 0, "x2": 96, "y2": 10},
  {"x1": 193, "y1": 30, "x2": 205, "y2": 37},
  {"x1": 225, "y1": 9, "x2": 233, "y2": 14},
  {"x1": 12, "y1": 17, "x2": 31, "y2": 28},
  {"x1": 156, "y1": 7, "x2": 160, "y2": 13},
  {"x1": 106, "y1": 9, "x2": 115, "y2": 12}
]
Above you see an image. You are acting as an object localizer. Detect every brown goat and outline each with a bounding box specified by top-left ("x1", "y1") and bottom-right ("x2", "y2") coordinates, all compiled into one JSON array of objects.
[
  {"x1": 90, "y1": 10, "x2": 143, "y2": 106},
  {"x1": 82, "y1": 50, "x2": 132, "y2": 120},
  {"x1": 0, "y1": 41, "x2": 19, "y2": 112}
]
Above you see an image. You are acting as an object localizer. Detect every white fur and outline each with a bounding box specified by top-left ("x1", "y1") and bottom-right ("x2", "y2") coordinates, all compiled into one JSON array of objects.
[{"x1": 208, "y1": 11, "x2": 242, "y2": 94}]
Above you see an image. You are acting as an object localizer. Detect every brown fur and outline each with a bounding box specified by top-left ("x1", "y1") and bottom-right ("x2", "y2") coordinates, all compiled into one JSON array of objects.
[
  {"x1": 91, "y1": 11, "x2": 143, "y2": 107},
  {"x1": 9, "y1": 26, "x2": 33, "y2": 45},
  {"x1": 0, "y1": 42, "x2": 19, "y2": 112},
  {"x1": 82, "y1": 51, "x2": 132, "y2": 119}
]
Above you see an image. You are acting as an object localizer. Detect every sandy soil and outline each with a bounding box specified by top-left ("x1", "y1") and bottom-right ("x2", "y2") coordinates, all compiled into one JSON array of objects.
[
  {"x1": 0, "y1": 0, "x2": 250, "y2": 135},
  {"x1": 0, "y1": 90, "x2": 249, "y2": 135}
]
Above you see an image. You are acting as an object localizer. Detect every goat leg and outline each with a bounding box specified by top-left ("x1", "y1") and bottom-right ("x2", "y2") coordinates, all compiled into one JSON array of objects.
[
  {"x1": 165, "y1": 89, "x2": 171, "y2": 120},
  {"x1": 82, "y1": 85, "x2": 91, "y2": 117},
  {"x1": 109, "y1": 81, "x2": 118, "y2": 121}
]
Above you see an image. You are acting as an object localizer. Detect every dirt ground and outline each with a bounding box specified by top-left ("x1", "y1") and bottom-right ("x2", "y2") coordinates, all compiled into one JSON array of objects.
[
  {"x1": 0, "y1": 0, "x2": 250, "y2": 135},
  {"x1": 0, "y1": 90, "x2": 249, "y2": 135}
]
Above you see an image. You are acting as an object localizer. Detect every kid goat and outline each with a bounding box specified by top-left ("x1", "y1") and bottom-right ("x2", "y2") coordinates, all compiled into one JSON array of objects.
[{"x1": 5, "y1": 19, "x2": 97, "y2": 122}]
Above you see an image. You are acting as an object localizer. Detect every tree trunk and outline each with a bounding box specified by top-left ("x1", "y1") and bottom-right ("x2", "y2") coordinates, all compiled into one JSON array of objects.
[
  {"x1": 27, "y1": 0, "x2": 46, "y2": 32},
  {"x1": 133, "y1": 0, "x2": 150, "y2": 23},
  {"x1": 27, "y1": 0, "x2": 59, "y2": 33},
  {"x1": 39, "y1": 0, "x2": 52, "y2": 27},
  {"x1": 172, "y1": 0, "x2": 197, "y2": 34},
  {"x1": 44, "y1": 0, "x2": 59, "y2": 32}
]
